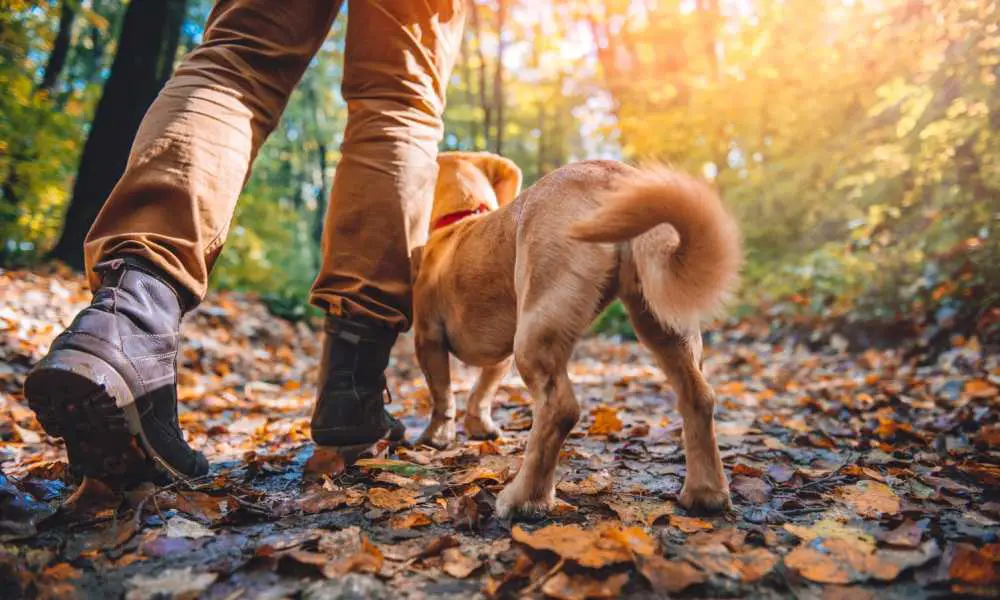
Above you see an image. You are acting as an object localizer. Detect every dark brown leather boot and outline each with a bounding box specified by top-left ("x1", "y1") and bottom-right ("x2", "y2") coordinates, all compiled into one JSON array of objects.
[
  {"x1": 23, "y1": 256, "x2": 209, "y2": 485},
  {"x1": 311, "y1": 314, "x2": 406, "y2": 458}
]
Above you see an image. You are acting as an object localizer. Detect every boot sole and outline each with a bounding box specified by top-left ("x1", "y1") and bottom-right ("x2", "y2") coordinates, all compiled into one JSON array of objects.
[{"x1": 24, "y1": 349, "x2": 187, "y2": 485}]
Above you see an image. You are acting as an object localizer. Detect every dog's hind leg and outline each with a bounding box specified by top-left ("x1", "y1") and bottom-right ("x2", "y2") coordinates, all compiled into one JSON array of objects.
[
  {"x1": 465, "y1": 357, "x2": 512, "y2": 441},
  {"x1": 496, "y1": 282, "x2": 604, "y2": 518},
  {"x1": 415, "y1": 333, "x2": 456, "y2": 449},
  {"x1": 622, "y1": 294, "x2": 731, "y2": 513}
]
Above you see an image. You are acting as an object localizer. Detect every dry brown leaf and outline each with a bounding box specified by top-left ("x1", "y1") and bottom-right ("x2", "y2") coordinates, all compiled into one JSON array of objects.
[
  {"x1": 323, "y1": 535, "x2": 384, "y2": 578},
  {"x1": 441, "y1": 547, "x2": 482, "y2": 579},
  {"x1": 450, "y1": 465, "x2": 508, "y2": 487},
  {"x1": 683, "y1": 541, "x2": 777, "y2": 583},
  {"x1": 732, "y1": 463, "x2": 764, "y2": 477},
  {"x1": 297, "y1": 489, "x2": 349, "y2": 515},
  {"x1": 731, "y1": 475, "x2": 772, "y2": 504},
  {"x1": 838, "y1": 481, "x2": 900, "y2": 518},
  {"x1": 367, "y1": 487, "x2": 420, "y2": 512},
  {"x1": 304, "y1": 447, "x2": 346, "y2": 477},
  {"x1": 375, "y1": 471, "x2": 422, "y2": 489},
  {"x1": 963, "y1": 379, "x2": 998, "y2": 399},
  {"x1": 785, "y1": 542, "x2": 854, "y2": 584},
  {"x1": 512, "y1": 522, "x2": 655, "y2": 568},
  {"x1": 785, "y1": 538, "x2": 937, "y2": 584},
  {"x1": 388, "y1": 511, "x2": 432, "y2": 529},
  {"x1": 948, "y1": 544, "x2": 1000, "y2": 585},
  {"x1": 735, "y1": 548, "x2": 779, "y2": 582},
  {"x1": 588, "y1": 406, "x2": 623, "y2": 436},
  {"x1": 40, "y1": 563, "x2": 81, "y2": 581},
  {"x1": 687, "y1": 528, "x2": 746, "y2": 551},
  {"x1": 557, "y1": 471, "x2": 612, "y2": 496},
  {"x1": 671, "y1": 515, "x2": 714, "y2": 534},
  {"x1": 541, "y1": 572, "x2": 629, "y2": 600},
  {"x1": 638, "y1": 554, "x2": 706, "y2": 594},
  {"x1": 783, "y1": 519, "x2": 876, "y2": 553},
  {"x1": 875, "y1": 519, "x2": 924, "y2": 548},
  {"x1": 604, "y1": 497, "x2": 674, "y2": 526}
]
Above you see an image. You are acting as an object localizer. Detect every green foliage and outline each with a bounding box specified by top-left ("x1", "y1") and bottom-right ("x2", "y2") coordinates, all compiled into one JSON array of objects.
[
  {"x1": 2, "y1": 0, "x2": 996, "y2": 336},
  {"x1": 590, "y1": 301, "x2": 637, "y2": 340},
  {"x1": 595, "y1": 0, "x2": 999, "y2": 331}
]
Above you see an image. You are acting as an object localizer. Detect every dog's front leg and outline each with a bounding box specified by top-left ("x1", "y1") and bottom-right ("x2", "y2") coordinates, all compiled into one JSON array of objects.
[{"x1": 415, "y1": 332, "x2": 457, "y2": 449}]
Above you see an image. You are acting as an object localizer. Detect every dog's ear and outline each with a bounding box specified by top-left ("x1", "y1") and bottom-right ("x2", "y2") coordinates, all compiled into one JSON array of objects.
[{"x1": 472, "y1": 153, "x2": 522, "y2": 206}]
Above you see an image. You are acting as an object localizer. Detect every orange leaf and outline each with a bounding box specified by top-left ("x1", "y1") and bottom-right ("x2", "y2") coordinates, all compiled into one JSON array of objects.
[
  {"x1": 541, "y1": 572, "x2": 629, "y2": 600},
  {"x1": 671, "y1": 515, "x2": 714, "y2": 533},
  {"x1": 638, "y1": 554, "x2": 706, "y2": 594},
  {"x1": 588, "y1": 406, "x2": 623, "y2": 436},
  {"x1": 367, "y1": 487, "x2": 419, "y2": 512}
]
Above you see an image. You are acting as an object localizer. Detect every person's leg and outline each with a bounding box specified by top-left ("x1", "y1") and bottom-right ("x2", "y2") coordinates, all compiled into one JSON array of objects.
[
  {"x1": 310, "y1": 0, "x2": 466, "y2": 328},
  {"x1": 84, "y1": 1, "x2": 342, "y2": 298},
  {"x1": 308, "y1": 0, "x2": 465, "y2": 454},
  {"x1": 25, "y1": 0, "x2": 341, "y2": 485}
]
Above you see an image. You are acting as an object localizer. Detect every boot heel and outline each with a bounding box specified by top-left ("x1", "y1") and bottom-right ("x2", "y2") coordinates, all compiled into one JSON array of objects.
[{"x1": 24, "y1": 349, "x2": 144, "y2": 482}]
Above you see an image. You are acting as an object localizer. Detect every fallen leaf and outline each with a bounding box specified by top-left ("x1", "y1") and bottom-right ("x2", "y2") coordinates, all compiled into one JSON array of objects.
[
  {"x1": 876, "y1": 519, "x2": 924, "y2": 548},
  {"x1": 785, "y1": 538, "x2": 938, "y2": 584},
  {"x1": 671, "y1": 515, "x2": 713, "y2": 533},
  {"x1": 388, "y1": 511, "x2": 432, "y2": 529},
  {"x1": 164, "y1": 515, "x2": 214, "y2": 539},
  {"x1": 557, "y1": 471, "x2": 613, "y2": 496},
  {"x1": 512, "y1": 522, "x2": 654, "y2": 568},
  {"x1": 731, "y1": 475, "x2": 772, "y2": 504},
  {"x1": 541, "y1": 571, "x2": 629, "y2": 600},
  {"x1": 948, "y1": 544, "x2": 1000, "y2": 585},
  {"x1": 588, "y1": 406, "x2": 623, "y2": 436},
  {"x1": 367, "y1": 487, "x2": 419, "y2": 512},
  {"x1": 125, "y1": 567, "x2": 217, "y2": 600},
  {"x1": 375, "y1": 471, "x2": 422, "y2": 489},
  {"x1": 784, "y1": 519, "x2": 876, "y2": 553},
  {"x1": 450, "y1": 465, "x2": 508, "y2": 487},
  {"x1": 304, "y1": 447, "x2": 346, "y2": 477},
  {"x1": 0, "y1": 470, "x2": 57, "y2": 540},
  {"x1": 638, "y1": 554, "x2": 706, "y2": 594},
  {"x1": 766, "y1": 463, "x2": 797, "y2": 483},
  {"x1": 732, "y1": 463, "x2": 764, "y2": 477},
  {"x1": 604, "y1": 497, "x2": 674, "y2": 526},
  {"x1": 323, "y1": 534, "x2": 384, "y2": 578},
  {"x1": 297, "y1": 489, "x2": 349, "y2": 514},
  {"x1": 688, "y1": 528, "x2": 746, "y2": 551},
  {"x1": 441, "y1": 547, "x2": 482, "y2": 579},
  {"x1": 838, "y1": 481, "x2": 900, "y2": 518}
]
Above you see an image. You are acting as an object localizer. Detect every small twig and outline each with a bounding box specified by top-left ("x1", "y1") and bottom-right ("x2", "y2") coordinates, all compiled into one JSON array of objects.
[{"x1": 519, "y1": 558, "x2": 565, "y2": 597}]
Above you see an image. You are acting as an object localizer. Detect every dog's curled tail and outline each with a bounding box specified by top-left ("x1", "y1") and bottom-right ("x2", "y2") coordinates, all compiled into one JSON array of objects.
[{"x1": 569, "y1": 165, "x2": 741, "y2": 330}]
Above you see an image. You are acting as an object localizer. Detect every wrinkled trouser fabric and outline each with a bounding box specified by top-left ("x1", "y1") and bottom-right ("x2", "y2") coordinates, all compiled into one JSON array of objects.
[{"x1": 83, "y1": 0, "x2": 465, "y2": 331}]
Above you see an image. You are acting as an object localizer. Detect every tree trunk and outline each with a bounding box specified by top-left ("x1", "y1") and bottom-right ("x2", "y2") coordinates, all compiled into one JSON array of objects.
[
  {"x1": 313, "y1": 142, "x2": 328, "y2": 270},
  {"x1": 39, "y1": 0, "x2": 77, "y2": 94},
  {"x1": 493, "y1": 0, "x2": 506, "y2": 155},
  {"x1": 50, "y1": 0, "x2": 188, "y2": 269},
  {"x1": 468, "y1": 1, "x2": 491, "y2": 151}
]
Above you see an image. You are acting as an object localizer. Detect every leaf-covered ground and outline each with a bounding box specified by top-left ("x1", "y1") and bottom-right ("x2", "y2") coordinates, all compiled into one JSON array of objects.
[{"x1": 1, "y1": 266, "x2": 998, "y2": 599}]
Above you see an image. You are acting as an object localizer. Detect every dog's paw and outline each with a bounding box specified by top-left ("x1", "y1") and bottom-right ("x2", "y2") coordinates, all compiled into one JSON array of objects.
[
  {"x1": 496, "y1": 485, "x2": 555, "y2": 521},
  {"x1": 416, "y1": 420, "x2": 456, "y2": 450},
  {"x1": 464, "y1": 415, "x2": 501, "y2": 441},
  {"x1": 678, "y1": 484, "x2": 732, "y2": 514}
]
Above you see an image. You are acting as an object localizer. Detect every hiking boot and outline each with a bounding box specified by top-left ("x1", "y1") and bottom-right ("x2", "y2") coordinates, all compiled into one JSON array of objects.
[
  {"x1": 311, "y1": 314, "x2": 406, "y2": 459},
  {"x1": 23, "y1": 256, "x2": 209, "y2": 485}
]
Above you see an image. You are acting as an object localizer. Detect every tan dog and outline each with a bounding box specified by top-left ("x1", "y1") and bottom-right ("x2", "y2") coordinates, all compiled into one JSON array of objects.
[{"x1": 412, "y1": 151, "x2": 741, "y2": 518}]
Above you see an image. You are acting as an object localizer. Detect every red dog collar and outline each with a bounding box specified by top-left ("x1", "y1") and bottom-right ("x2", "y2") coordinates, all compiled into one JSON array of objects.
[{"x1": 432, "y1": 204, "x2": 489, "y2": 231}]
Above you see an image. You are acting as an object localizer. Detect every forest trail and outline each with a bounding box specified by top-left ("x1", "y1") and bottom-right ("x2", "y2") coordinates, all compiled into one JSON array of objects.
[{"x1": 1, "y1": 266, "x2": 997, "y2": 599}]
